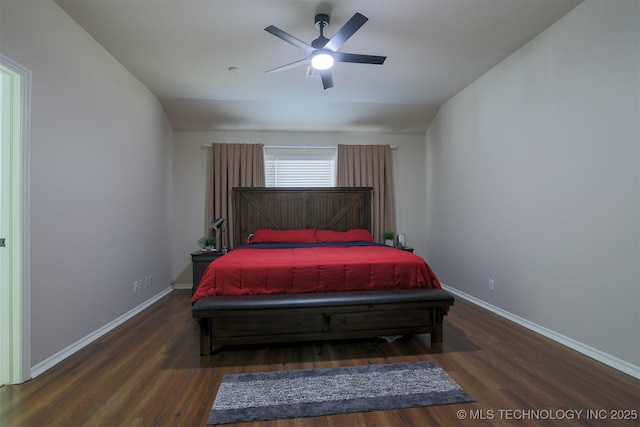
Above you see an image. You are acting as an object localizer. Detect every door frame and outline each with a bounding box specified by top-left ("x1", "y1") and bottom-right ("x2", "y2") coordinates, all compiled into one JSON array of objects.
[{"x1": 0, "y1": 54, "x2": 31, "y2": 384}]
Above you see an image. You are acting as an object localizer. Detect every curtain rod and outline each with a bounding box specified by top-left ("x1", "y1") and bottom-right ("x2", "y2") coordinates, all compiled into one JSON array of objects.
[{"x1": 201, "y1": 144, "x2": 397, "y2": 149}]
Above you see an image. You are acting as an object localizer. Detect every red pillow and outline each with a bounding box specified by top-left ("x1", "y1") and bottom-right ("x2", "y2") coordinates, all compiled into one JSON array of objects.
[
  {"x1": 316, "y1": 229, "x2": 375, "y2": 243},
  {"x1": 251, "y1": 228, "x2": 317, "y2": 243}
]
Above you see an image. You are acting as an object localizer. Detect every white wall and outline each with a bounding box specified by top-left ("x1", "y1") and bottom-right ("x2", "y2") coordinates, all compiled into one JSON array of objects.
[
  {"x1": 172, "y1": 131, "x2": 426, "y2": 285},
  {"x1": 425, "y1": 1, "x2": 639, "y2": 370},
  {"x1": 0, "y1": 1, "x2": 174, "y2": 367}
]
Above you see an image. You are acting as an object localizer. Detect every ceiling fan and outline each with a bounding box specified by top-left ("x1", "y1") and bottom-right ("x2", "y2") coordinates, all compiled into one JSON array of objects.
[{"x1": 264, "y1": 12, "x2": 386, "y2": 89}]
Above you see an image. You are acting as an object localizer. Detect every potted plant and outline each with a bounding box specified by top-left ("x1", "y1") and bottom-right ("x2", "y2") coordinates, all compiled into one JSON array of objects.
[
  {"x1": 383, "y1": 231, "x2": 395, "y2": 247},
  {"x1": 199, "y1": 236, "x2": 217, "y2": 252}
]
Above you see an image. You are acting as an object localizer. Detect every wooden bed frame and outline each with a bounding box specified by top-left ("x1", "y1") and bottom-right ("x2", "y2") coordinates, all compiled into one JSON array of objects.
[
  {"x1": 192, "y1": 187, "x2": 454, "y2": 355},
  {"x1": 231, "y1": 187, "x2": 373, "y2": 248}
]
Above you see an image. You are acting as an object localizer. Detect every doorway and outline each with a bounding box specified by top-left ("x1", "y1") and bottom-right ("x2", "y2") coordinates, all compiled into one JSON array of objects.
[{"x1": 0, "y1": 55, "x2": 30, "y2": 385}]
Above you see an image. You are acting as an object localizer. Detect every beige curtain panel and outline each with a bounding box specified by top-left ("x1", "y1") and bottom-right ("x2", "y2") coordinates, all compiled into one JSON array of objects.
[
  {"x1": 337, "y1": 144, "x2": 396, "y2": 242},
  {"x1": 208, "y1": 143, "x2": 265, "y2": 250}
]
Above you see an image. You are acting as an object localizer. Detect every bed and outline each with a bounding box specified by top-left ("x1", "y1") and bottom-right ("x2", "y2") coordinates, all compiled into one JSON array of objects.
[{"x1": 191, "y1": 187, "x2": 454, "y2": 355}]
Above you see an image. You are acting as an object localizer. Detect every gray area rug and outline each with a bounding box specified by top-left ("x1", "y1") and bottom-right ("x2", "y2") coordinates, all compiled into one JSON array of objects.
[{"x1": 207, "y1": 361, "x2": 474, "y2": 425}]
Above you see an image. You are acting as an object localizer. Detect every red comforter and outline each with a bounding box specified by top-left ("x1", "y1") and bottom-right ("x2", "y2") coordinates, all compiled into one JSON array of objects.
[{"x1": 191, "y1": 244, "x2": 441, "y2": 304}]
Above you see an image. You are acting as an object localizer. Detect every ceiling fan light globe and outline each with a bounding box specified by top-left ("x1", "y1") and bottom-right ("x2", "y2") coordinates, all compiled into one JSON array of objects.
[{"x1": 311, "y1": 52, "x2": 334, "y2": 70}]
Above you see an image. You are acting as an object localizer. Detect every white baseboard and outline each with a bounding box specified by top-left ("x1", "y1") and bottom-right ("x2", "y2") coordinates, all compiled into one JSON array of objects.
[
  {"x1": 30, "y1": 287, "x2": 173, "y2": 379},
  {"x1": 442, "y1": 284, "x2": 640, "y2": 379}
]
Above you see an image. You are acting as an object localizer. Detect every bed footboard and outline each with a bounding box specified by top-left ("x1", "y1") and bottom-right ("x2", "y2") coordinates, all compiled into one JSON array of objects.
[{"x1": 192, "y1": 289, "x2": 454, "y2": 355}]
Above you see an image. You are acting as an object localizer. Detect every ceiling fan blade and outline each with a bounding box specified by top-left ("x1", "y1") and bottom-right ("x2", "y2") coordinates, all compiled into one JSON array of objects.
[
  {"x1": 265, "y1": 57, "x2": 310, "y2": 74},
  {"x1": 324, "y1": 13, "x2": 368, "y2": 52},
  {"x1": 334, "y1": 52, "x2": 386, "y2": 65},
  {"x1": 320, "y1": 70, "x2": 334, "y2": 90},
  {"x1": 265, "y1": 25, "x2": 315, "y2": 54}
]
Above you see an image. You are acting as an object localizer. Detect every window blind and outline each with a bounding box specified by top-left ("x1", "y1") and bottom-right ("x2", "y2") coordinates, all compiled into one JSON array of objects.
[{"x1": 264, "y1": 147, "x2": 336, "y2": 187}]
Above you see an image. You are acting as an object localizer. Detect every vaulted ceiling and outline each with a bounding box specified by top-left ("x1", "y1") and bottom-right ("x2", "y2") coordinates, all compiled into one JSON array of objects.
[{"x1": 55, "y1": 0, "x2": 582, "y2": 134}]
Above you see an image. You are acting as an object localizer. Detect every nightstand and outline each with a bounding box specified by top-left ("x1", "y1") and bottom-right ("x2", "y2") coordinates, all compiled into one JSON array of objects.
[
  {"x1": 190, "y1": 250, "x2": 224, "y2": 294},
  {"x1": 398, "y1": 247, "x2": 414, "y2": 253}
]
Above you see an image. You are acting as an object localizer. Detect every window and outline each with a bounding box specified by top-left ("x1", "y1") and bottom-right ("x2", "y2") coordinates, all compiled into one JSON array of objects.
[{"x1": 264, "y1": 147, "x2": 336, "y2": 187}]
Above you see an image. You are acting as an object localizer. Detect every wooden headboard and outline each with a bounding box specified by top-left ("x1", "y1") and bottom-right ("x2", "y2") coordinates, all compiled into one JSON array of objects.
[{"x1": 232, "y1": 187, "x2": 372, "y2": 248}]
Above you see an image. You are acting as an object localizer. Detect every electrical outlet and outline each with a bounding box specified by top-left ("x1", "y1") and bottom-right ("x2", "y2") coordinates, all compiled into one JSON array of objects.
[
  {"x1": 135, "y1": 275, "x2": 153, "y2": 292},
  {"x1": 489, "y1": 279, "x2": 495, "y2": 291}
]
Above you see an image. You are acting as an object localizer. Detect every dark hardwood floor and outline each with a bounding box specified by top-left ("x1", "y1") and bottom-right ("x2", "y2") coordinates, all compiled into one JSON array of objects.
[{"x1": 1, "y1": 290, "x2": 638, "y2": 427}]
